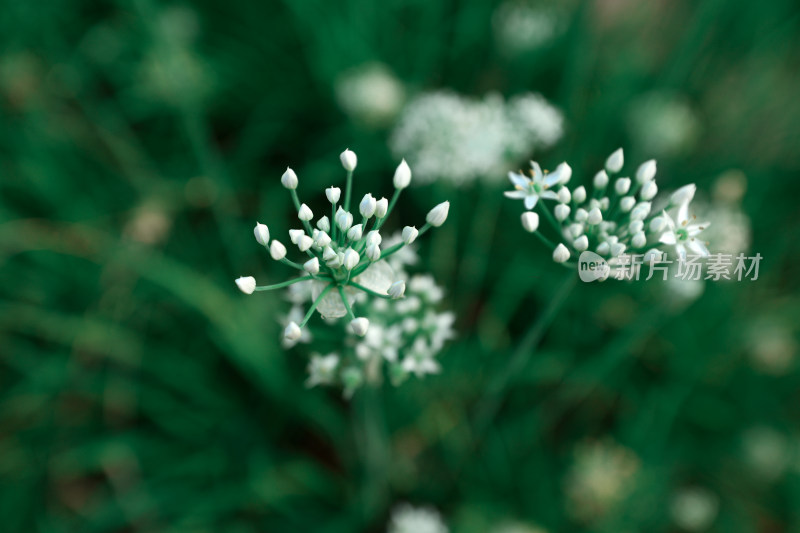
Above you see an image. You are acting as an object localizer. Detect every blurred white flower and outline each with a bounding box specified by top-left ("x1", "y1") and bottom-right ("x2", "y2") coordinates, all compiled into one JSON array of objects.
[
  {"x1": 387, "y1": 504, "x2": 448, "y2": 533},
  {"x1": 564, "y1": 439, "x2": 640, "y2": 522},
  {"x1": 626, "y1": 92, "x2": 701, "y2": 157},
  {"x1": 390, "y1": 90, "x2": 563, "y2": 186},
  {"x1": 746, "y1": 321, "x2": 796, "y2": 376},
  {"x1": 742, "y1": 426, "x2": 792, "y2": 482},
  {"x1": 670, "y1": 487, "x2": 719, "y2": 532},
  {"x1": 492, "y1": 1, "x2": 567, "y2": 56},
  {"x1": 335, "y1": 63, "x2": 405, "y2": 127}
]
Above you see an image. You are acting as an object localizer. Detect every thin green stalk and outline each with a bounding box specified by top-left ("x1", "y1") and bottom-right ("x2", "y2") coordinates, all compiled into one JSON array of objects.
[
  {"x1": 344, "y1": 170, "x2": 354, "y2": 212},
  {"x1": 280, "y1": 257, "x2": 305, "y2": 270},
  {"x1": 254, "y1": 275, "x2": 317, "y2": 291},
  {"x1": 350, "y1": 282, "x2": 392, "y2": 300},
  {"x1": 299, "y1": 284, "x2": 333, "y2": 327},
  {"x1": 472, "y1": 272, "x2": 577, "y2": 434},
  {"x1": 338, "y1": 285, "x2": 356, "y2": 321},
  {"x1": 538, "y1": 202, "x2": 562, "y2": 235}
]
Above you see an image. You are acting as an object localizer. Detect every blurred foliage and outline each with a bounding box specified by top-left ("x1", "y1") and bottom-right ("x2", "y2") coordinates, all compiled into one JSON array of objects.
[{"x1": 2, "y1": 0, "x2": 800, "y2": 531}]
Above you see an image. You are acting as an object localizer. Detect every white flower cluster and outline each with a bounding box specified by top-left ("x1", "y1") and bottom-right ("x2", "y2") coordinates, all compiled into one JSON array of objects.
[
  {"x1": 564, "y1": 439, "x2": 640, "y2": 523},
  {"x1": 304, "y1": 234, "x2": 455, "y2": 396},
  {"x1": 235, "y1": 150, "x2": 452, "y2": 395},
  {"x1": 235, "y1": 150, "x2": 450, "y2": 343},
  {"x1": 387, "y1": 504, "x2": 449, "y2": 533},
  {"x1": 390, "y1": 90, "x2": 563, "y2": 186},
  {"x1": 504, "y1": 148, "x2": 711, "y2": 270}
]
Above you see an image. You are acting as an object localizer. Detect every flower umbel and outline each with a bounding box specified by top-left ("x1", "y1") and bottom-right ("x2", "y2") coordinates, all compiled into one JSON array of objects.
[
  {"x1": 235, "y1": 150, "x2": 452, "y2": 394},
  {"x1": 504, "y1": 148, "x2": 712, "y2": 273}
]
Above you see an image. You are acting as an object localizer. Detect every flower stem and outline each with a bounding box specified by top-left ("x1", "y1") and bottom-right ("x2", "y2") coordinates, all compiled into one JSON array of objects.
[
  {"x1": 349, "y1": 281, "x2": 392, "y2": 299},
  {"x1": 299, "y1": 284, "x2": 333, "y2": 327},
  {"x1": 472, "y1": 271, "x2": 577, "y2": 434},
  {"x1": 344, "y1": 169, "x2": 354, "y2": 212},
  {"x1": 254, "y1": 275, "x2": 316, "y2": 291},
  {"x1": 338, "y1": 285, "x2": 356, "y2": 321}
]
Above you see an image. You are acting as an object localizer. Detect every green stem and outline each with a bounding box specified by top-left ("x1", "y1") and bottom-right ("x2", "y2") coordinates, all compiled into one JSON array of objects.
[
  {"x1": 337, "y1": 285, "x2": 356, "y2": 321},
  {"x1": 344, "y1": 170, "x2": 354, "y2": 212},
  {"x1": 254, "y1": 275, "x2": 316, "y2": 291},
  {"x1": 538, "y1": 202, "x2": 562, "y2": 235},
  {"x1": 280, "y1": 257, "x2": 305, "y2": 270},
  {"x1": 534, "y1": 230, "x2": 556, "y2": 249},
  {"x1": 472, "y1": 272, "x2": 577, "y2": 434},
  {"x1": 299, "y1": 284, "x2": 333, "y2": 327},
  {"x1": 350, "y1": 282, "x2": 392, "y2": 300}
]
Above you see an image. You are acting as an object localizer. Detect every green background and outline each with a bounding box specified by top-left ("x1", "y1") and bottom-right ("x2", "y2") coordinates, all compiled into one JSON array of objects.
[{"x1": 2, "y1": 0, "x2": 799, "y2": 531}]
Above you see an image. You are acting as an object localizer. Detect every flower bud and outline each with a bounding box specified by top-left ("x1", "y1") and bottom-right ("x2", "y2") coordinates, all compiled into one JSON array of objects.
[
  {"x1": 388, "y1": 280, "x2": 406, "y2": 299},
  {"x1": 606, "y1": 148, "x2": 624, "y2": 173},
  {"x1": 402, "y1": 226, "x2": 418, "y2": 244},
  {"x1": 359, "y1": 194, "x2": 377, "y2": 218},
  {"x1": 322, "y1": 246, "x2": 337, "y2": 262},
  {"x1": 644, "y1": 248, "x2": 663, "y2": 263},
  {"x1": 671, "y1": 184, "x2": 696, "y2": 206},
  {"x1": 303, "y1": 257, "x2": 320, "y2": 275},
  {"x1": 393, "y1": 159, "x2": 412, "y2": 189},
  {"x1": 235, "y1": 276, "x2": 256, "y2": 294},
  {"x1": 588, "y1": 207, "x2": 603, "y2": 225},
  {"x1": 335, "y1": 208, "x2": 353, "y2": 231},
  {"x1": 575, "y1": 208, "x2": 588, "y2": 222},
  {"x1": 632, "y1": 231, "x2": 647, "y2": 248},
  {"x1": 555, "y1": 203, "x2": 570, "y2": 221},
  {"x1": 426, "y1": 201, "x2": 450, "y2": 227},
  {"x1": 556, "y1": 162, "x2": 572, "y2": 184},
  {"x1": 289, "y1": 229, "x2": 305, "y2": 244},
  {"x1": 615, "y1": 177, "x2": 631, "y2": 195},
  {"x1": 573, "y1": 235, "x2": 589, "y2": 251},
  {"x1": 593, "y1": 170, "x2": 609, "y2": 188},
  {"x1": 365, "y1": 230, "x2": 382, "y2": 247},
  {"x1": 610, "y1": 242, "x2": 627, "y2": 257},
  {"x1": 284, "y1": 322, "x2": 302, "y2": 341},
  {"x1": 298, "y1": 203, "x2": 313, "y2": 221},
  {"x1": 553, "y1": 243, "x2": 570, "y2": 263},
  {"x1": 297, "y1": 235, "x2": 314, "y2": 252},
  {"x1": 343, "y1": 248, "x2": 360, "y2": 270},
  {"x1": 573, "y1": 186, "x2": 587, "y2": 204},
  {"x1": 630, "y1": 202, "x2": 652, "y2": 221},
  {"x1": 375, "y1": 197, "x2": 388, "y2": 218},
  {"x1": 636, "y1": 159, "x2": 657, "y2": 184},
  {"x1": 569, "y1": 223, "x2": 584, "y2": 238},
  {"x1": 270, "y1": 240, "x2": 287, "y2": 260},
  {"x1": 350, "y1": 317, "x2": 369, "y2": 336},
  {"x1": 317, "y1": 216, "x2": 330, "y2": 232},
  {"x1": 649, "y1": 216, "x2": 666, "y2": 233},
  {"x1": 620, "y1": 196, "x2": 636, "y2": 212},
  {"x1": 340, "y1": 149, "x2": 357, "y2": 171},
  {"x1": 281, "y1": 167, "x2": 298, "y2": 189},
  {"x1": 557, "y1": 187, "x2": 571, "y2": 204},
  {"x1": 254, "y1": 223, "x2": 270, "y2": 246},
  {"x1": 597, "y1": 241, "x2": 610, "y2": 255},
  {"x1": 521, "y1": 212, "x2": 539, "y2": 233},
  {"x1": 314, "y1": 231, "x2": 331, "y2": 248},
  {"x1": 326, "y1": 186, "x2": 341, "y2": 204},
  {"x1": 640, "y1": 180, "x2": 658, "y2": 201},
  {"x1": 347, "y1": 224, "x2": 363, "y2": 241},
  {"x1": 629, "y1": 220, "x2": 644, "y2": 233},
  {"x1": 599, "y1": 197, "x2": 610, "y2": 210},
  {"x1": 366, "y1": 244, "x2": 381, "y2": 262}
]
